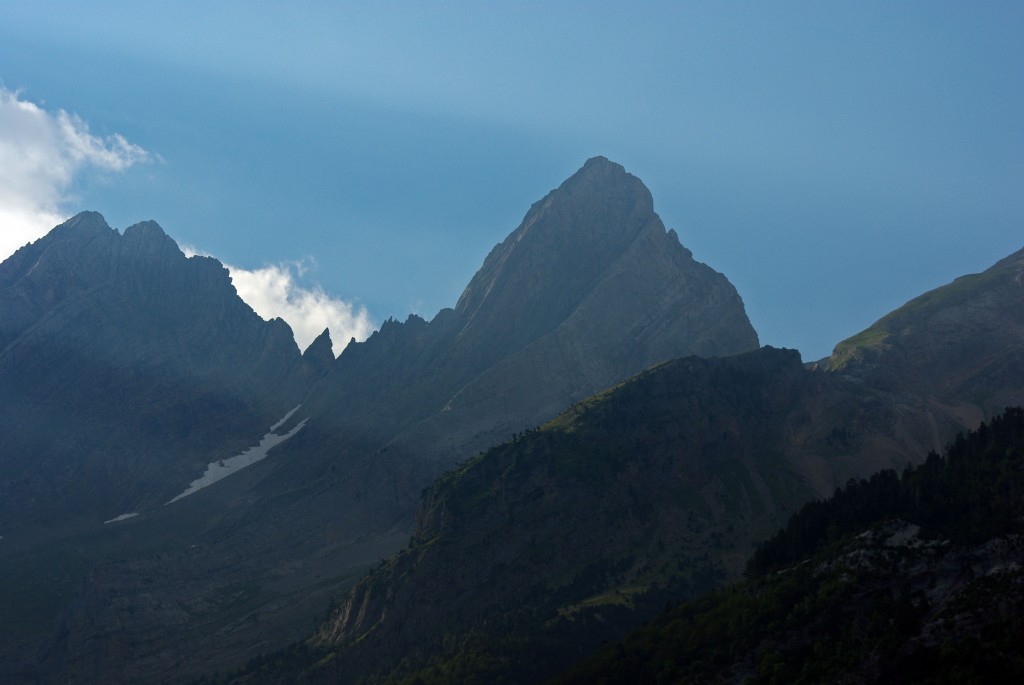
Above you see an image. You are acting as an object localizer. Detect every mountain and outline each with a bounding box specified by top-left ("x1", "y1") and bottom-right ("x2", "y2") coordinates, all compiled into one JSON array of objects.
[
  {"x1": 294, "y1": 156, "x2": 759, "y2": 473},
  {"x1": 4, "y1": 158, "x2": 762, "y2": 683},
  {"x1": 244, "y1": 156, "x2": 761, "y2": 554},
  {"x1": 555, "y1": 407, "x2": 1024, "y2": 685},
  {"x1": 0, "y1": 213, "x2": 329, "y2": 680},
  {"x1": 0, "y1": 212, "x2": 319, "y2": 528}
]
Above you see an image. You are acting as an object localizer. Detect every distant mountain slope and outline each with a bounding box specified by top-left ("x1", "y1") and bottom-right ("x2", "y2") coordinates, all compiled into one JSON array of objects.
[
  {"x1": 826, "y1": 245, "x2": 1024, "y2": 412},
  {"x1": 555, "y1": 407, "x2": 1024, "y2": 685}
]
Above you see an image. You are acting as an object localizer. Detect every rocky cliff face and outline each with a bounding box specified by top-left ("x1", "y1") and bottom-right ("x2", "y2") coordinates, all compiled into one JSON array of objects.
[{"x1": 454, "y1": 156, "x2": 756, "y2": 360}]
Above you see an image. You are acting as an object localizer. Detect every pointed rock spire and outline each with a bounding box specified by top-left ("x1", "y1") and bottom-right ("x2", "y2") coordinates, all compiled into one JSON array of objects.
[{"x1": 303, "y1": 327, "x2": 335, "y2": 371}]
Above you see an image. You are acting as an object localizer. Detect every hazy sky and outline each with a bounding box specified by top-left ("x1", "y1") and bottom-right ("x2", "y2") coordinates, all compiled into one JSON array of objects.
[{"x1": 1, "y1": 1, "x2": 1021, "y2": 359}]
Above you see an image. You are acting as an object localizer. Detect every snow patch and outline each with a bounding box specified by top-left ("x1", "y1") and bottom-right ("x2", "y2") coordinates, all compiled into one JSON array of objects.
[
  {"x1": 167, "y1": 407, "x2": 307, "y2": 504},
  {"x1": 104, "y1": 512, "x2": 139, "y2": 524},
  {"x1": 270, "y1": 405, "x2": 301, "y2": 432}
]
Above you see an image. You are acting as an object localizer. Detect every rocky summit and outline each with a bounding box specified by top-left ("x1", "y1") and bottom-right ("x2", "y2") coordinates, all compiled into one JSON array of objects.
[{"x1": 455, "y1": 156, "x2": 758, "y2": 360}]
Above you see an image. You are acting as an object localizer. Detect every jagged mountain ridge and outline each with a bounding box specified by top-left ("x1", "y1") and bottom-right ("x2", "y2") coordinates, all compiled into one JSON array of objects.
[
  {"x1": 9, "y1": 157, "x2": 762, "y2": 684},
  {"x1": 0, "y1": 213, "x2": 333, "y2": 682}
]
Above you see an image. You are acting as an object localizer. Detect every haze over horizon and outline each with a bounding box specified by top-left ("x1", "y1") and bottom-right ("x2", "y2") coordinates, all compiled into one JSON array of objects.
[{"x1": 1, "y1": 1, "x2": 1021, "y2": 360}]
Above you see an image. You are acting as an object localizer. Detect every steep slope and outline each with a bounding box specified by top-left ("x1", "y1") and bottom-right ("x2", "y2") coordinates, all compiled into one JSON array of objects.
[
  {"x1": 29, "y1": 158, "x2": 761, "y2": 683},
  {"x1": 263, "y1": 156, "x2": 760, "y2": 536},
  {"x1": 556, "y1": 408, "x2": 1024, "y2": 685},
  {"x1": 826, "y1": 245, "x2": 1024, "y2": 411}
]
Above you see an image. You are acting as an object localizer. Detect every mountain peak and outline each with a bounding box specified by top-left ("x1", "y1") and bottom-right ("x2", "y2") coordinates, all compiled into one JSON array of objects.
[
  {"x1": 123, "y1": 219, "x2": 168, "y2": 239},
  {"x1": 122, "y1": 220, "x2": 180, "y2": 258},
  {"x1": 60, "y1": 210, "x2": 111, "y2": 233},
  {"x1": 565, "y1": 156, "x2": 642, "y2": 190},
  {"x1": 558, "y1": 156, "x2": 652, "y2": 212},
  {"x1": 47, "y1": 211, "x2": 116, "y2": 247},
  {"x1": 452, "y1": 158, "x2": 751, "y2": 359},
  {"x1": 303, "y1": 327, "x2": 335, "y2": 367},
  {"x1": 455, "y1": 158, "x2": 656, "y2": 331},
  {"x1": 575, "y1": 155, "x2": 630, "y2": 178}
]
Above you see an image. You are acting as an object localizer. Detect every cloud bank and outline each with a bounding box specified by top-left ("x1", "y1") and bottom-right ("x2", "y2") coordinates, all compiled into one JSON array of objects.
[
  {"x1": 0, "y1": 85, "x2": 150, "y2": 260},
  {"x1": 183, "y1": 248, "x2": 373, "y2": 356}
]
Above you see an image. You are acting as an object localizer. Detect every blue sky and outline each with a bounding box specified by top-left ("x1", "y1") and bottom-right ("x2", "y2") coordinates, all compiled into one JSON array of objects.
[{"x1": 1, "y1": 1, "x2": 1021, "y2": 360}]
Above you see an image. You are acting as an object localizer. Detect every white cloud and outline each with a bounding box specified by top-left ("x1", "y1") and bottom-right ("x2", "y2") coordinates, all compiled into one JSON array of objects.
[
  {"x1": 0, "y1": 85, "x2": 150, "y2": 260},
  {"x1": 230, "y1": 261, "x2": 374, "y2": 357},
  {"x1": 183, "y1": 247, "x2": 373, "y2": 356}
]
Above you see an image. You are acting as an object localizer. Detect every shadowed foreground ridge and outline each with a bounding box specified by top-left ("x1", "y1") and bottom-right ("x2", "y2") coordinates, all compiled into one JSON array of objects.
[{"x1": 556, "y1": 407, "x2": 1024, "y2": 685}]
